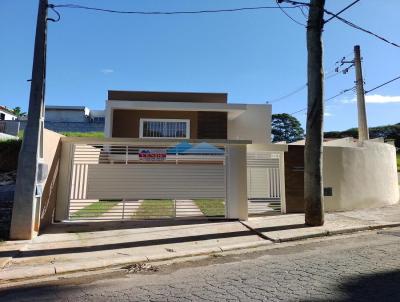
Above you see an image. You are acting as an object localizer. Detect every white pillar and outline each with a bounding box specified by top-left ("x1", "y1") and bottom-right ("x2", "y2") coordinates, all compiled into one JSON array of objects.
[{"x1": 226, "y1": 145, "x2": 248, "y2": 220}]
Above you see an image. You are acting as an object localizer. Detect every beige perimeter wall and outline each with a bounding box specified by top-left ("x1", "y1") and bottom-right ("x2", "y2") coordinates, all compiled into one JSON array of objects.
[
  {"x1": 323, "y1": 141, "x2": 399, "y2": 211},
  {"x1": 38, "y1": 129, "x2": 64, "y2": 231}
]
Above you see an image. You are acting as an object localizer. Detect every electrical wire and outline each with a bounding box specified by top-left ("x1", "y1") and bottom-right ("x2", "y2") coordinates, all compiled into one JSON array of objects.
[
  {"x1": 47, "y1": 4, "x2": 61, "y2": 22},
  {"x1": 276, "y1": 1, "x2": 306, "y2": 27},
  {"x1": 268, "y1": 84, "x2": 308, "y2": 104},
  {"x1": 290, "y1": 86, "x2": 356, "y2": 115},
  {"x1": 324, "y1": 9, "x2": 400, "y2": 49},
  {"x1": 298, "y1": 5, "x2": 308, "y2": 19},
  {"x1": 51, "y1": 4, "x2": 304, "y2": 15},
  {"x1": 324, "y1": 0, "x2": 361, "y2": 24},
  {"x1": 365, "y1": 75, "x2": 400, "y2": 94},
  {"x1": 268, "y1": 63, "x2": 354, "y2": 104}
]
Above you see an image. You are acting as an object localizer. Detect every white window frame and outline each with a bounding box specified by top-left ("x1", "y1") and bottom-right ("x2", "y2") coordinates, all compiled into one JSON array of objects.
[{"x1": 139, "y1": 118, "x2": 190, "y2": 139}]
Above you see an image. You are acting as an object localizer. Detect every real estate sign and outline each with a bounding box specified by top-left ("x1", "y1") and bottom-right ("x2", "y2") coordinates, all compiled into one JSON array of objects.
[{"x1": 138, "y1": 149, "x2": 167, "y2": 161}]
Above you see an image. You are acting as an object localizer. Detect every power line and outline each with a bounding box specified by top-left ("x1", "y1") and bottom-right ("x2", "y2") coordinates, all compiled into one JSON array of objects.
[
  {"x1": 324, "y1": 9, "x2": 400, "y2": 49},
  {"x1": 269, "y1": 84, "x2": 307, "y2": 104},
  {"x1": 365, "y1": 75, "x2": 400, "y2": 94},
  {"x1": 324, "y1": 0, "x2": 361, "y2": 24},
  {"x1": 268, "y1": 63, "x2": 354, "y2": 104},
  {"x1": 290, "y1": 86, "x2": 356, "y2": 115},
  {"x1": 276, "y1": 1, "x2": 305, "y2": 27},
  {"x1": 51, "y1": 3, "x2": 304, "y2": 15}
]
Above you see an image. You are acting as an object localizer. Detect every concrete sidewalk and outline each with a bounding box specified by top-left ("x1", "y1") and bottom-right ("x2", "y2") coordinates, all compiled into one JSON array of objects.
[{"x1": 1, "y1": 204, "x2": 400, "y2": 284}]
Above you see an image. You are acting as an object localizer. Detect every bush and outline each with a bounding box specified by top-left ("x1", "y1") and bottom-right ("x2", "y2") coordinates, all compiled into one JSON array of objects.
[{"x1": 0, "y1": 139, "x2": 21, "y2": 172}]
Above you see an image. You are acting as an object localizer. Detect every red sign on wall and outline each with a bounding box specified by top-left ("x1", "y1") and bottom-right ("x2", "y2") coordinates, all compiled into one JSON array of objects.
[{"x1": 139, "y1": 149, "x2": 167, "y2": 161}]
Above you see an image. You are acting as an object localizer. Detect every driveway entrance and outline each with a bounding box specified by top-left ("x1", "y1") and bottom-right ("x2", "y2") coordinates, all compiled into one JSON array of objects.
[{"x1": 55, "y1": 138, "x2": 249, "y2": 222}]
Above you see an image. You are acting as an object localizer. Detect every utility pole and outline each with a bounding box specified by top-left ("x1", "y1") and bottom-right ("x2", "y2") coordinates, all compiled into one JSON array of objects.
[
  {"x1": 354, "y1": 45, "x2": 369, "y2": 141},
  {"x1": 10, "y1": 0, "x2": 48, "y2": 240},
  {"x1": 304, "y1": 0, "x2": 325, "y2": 227}
]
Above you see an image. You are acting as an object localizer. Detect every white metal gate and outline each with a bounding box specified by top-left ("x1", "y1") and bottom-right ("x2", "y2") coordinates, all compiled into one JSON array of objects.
[
  {"x1": 67, "y1": 142, "x2": 228, "y2": 220},
  {"x1": 247, "y1": 151, "x2": 282, "y2": 214}
]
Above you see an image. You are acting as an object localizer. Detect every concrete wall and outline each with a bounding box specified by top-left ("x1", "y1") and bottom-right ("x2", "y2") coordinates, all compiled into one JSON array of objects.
[
  {"x1": 0, "y1": 120, "x2": 20, "y2": 136},
  {"x1": 323, "y1": 141, "x2": 399, "y2": 211},
  {"x1": 38, "y1": 129, "x2": 64, "y2": 231},
  {"x1": 45, "y1": 109, "x2": 88, "y2": 123},
  {"x1": 19, "y1": 121, "x2": 105, "y2": 133},
  {"x1": 285, "y1": 141, "x2": 399, "y2": 212},
  {"x1": 228, "y1": 104, "x2": 271, "y2": 144}
]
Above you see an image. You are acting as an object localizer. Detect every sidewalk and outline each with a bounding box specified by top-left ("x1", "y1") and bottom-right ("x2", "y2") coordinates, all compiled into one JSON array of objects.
[{"x1": 1, "y1": 204, "x2": 400, "y2": 285}]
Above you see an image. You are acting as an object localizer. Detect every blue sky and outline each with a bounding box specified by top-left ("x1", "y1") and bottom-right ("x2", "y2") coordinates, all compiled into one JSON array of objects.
[{"x1": 0, "y1": 0, "x2": 399, "y2": 131}]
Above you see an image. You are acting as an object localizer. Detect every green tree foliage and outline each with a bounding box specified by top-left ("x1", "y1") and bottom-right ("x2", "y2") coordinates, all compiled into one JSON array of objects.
[
  {"x1": 11, "y1": 106, "x2": 26, "y2": 117},
  {"x1": 325, "y1": 123, "x2": 400, "y2": 148},
  {"x1": 271, "y1": 113, "x2": 304, "y2": 143}
]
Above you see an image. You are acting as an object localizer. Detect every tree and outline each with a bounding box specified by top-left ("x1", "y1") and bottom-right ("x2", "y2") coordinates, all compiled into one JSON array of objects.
[
  {"x1": 11, "y1": 106, "x2": 26, "y2": 117},
  {"x1": 271, "y1": 113, "x2": 304, "y2": 143},
  {"x1": 304, "y1": 0, "x2": 326, "y2": 226}
]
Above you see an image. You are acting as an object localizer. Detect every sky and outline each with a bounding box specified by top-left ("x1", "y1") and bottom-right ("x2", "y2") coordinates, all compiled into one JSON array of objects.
[{"x1": 0, "y1": 0, "x2": 399, "y2": 131}]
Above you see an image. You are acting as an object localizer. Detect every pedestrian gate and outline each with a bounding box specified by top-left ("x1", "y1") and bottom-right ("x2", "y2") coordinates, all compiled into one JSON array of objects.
[{"x1": 247, "y1": 151, "x2": 283, "y2": 214}]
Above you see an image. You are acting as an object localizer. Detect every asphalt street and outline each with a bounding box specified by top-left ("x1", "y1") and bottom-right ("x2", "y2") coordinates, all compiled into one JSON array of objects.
[{"x1": 2, "y1": 228, "x2": 400, "y2": 301}]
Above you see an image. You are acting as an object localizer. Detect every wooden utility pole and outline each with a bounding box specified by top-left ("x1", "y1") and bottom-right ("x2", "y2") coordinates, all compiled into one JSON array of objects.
[
  {"x1": 304, "y1": 0, "x2": 325, "y2": 226},
  {"x1": 354, "y1": 45, "x2": 369, "y2": 141},
  {"x1": 10, "y1": 0, "x2": 48, "y2": 239}
]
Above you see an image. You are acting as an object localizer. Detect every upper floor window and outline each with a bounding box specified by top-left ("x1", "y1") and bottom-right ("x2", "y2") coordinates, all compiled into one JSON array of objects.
[{"x1": 140, "y1": 118, "x2": 190, "y2": 139}]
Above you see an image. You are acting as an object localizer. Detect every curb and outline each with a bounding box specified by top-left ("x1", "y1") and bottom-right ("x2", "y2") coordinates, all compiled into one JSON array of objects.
[{"x1": 1, "y1": 222, "x2": 400, "y2": 286}]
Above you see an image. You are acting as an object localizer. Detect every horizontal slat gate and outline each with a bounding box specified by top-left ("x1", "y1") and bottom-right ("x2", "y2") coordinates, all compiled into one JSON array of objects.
[
  {"x1": 247, "y1": 152, "x2": 281, "y2": 214},
  {"x1": 67, "y1": 143, "x2": 227, "y2": 220},
  {"x1": 86, "y1": 164, "x2": 225, "y2": 200}
]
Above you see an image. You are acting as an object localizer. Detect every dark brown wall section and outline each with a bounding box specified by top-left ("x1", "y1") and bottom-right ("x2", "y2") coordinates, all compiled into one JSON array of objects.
[
  {"x1": 112, "y1": 110, "x2": 198, "y2": 138},
  {"x1": 284, "y1": 145, "x2": 305, "y2": 213},
  {"x1": 112, "y1": 110, "x2": 228, "y2": 139},
  {"x1": 197, "y1": 112, "x2": 227, "y2": 139},
  {"x1": 108, "y1": 91, "x2": 227, "y2": 104}
]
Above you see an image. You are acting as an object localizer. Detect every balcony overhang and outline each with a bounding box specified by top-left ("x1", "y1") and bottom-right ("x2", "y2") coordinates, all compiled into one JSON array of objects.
[{"x1": 107, "y1": 100, "x2": 248, "y2": 120}]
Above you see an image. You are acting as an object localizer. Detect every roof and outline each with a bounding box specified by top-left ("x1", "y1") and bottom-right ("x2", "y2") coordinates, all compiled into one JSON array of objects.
[
  {"x1": 108, "y1": 90, "x2": 228, "y2": 104},
  {"x1": 108, "y1": 100, "x2": 249, "y2": 120},
  {"x1": 0, "y1": 106, "x2": 17, "y2": 116},
  {"x1": 45, "y1": 105, "x2": 88, "y2": 111}
]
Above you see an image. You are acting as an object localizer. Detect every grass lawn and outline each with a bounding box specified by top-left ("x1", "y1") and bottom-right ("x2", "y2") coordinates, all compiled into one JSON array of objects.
[
  {"x1": 134, "y1": 200, "x2": 175, "y2": 219},
  {"x1": 397, "y1": 152, "x2": 400, "y2": 171},
  {"x1": 194, "y1": 199, "x2": 225, "y2": 217},
  {"x1": 70, "y1": 200, "x2": 119, "y2": 218},
  {"x1": 61, "y1": 131, "x2": 104, "y2": 138}
]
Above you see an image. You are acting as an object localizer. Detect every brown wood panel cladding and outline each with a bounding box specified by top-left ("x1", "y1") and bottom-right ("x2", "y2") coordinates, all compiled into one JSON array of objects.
[
  {"x1": 108, "y1": 91, "x2": 227, "y2": 103},
  {"x1": 112, "y1": 109, "x2": 198, "y2": 138},
  {"x1": 197, "y1": 112, "x2": 227, "y2": 139},
  {"x1": 284, "y1": 145, "x2": 305, "y2": 213}
]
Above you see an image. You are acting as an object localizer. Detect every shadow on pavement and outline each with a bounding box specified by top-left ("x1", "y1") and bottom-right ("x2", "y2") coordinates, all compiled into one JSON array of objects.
[
  {"x1": 0, "y1": 222, "x2": 306, "y2": 259},
  {"x1": 40, "y1": 218, "x2": 229, "y2": 234},
  {"x1": 310, "y1": 270, "x2": 400, "y2": 302}
]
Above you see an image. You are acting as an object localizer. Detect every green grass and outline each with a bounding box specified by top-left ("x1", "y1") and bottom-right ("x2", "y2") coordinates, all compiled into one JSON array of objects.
[
  {"x1": 60, "y1": 131, "x2": 104, "y2": 138},
  {"x1": 134, "y1": 200, "x2": 174, "y2": 218},
  {"x1": 397, "y1": 152, "x2": 400, "y2": 172},
  {"x1": 194, "y1": 199, "x2": 225, "y2": 217},
  {"x1": 70, "y1": 200, "x2": 120, "y2": 218}
]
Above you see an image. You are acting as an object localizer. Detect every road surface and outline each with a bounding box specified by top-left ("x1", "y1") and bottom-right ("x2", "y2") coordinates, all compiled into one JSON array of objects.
[{"x1": 2, "y1": 228, "x2": 400, "y2": 301}]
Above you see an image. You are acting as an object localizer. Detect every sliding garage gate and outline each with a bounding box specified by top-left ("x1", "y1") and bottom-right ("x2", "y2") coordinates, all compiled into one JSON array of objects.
[
  {"x1": 66, "y1": 142, "x2": 228, "y2": 220},
  {"x1": 247, "y1": 151, "x2": 283, "y2": 215}
]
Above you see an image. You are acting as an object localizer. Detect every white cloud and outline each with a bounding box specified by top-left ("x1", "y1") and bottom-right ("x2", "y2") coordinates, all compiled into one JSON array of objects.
[
  {"x1": 101, "y1": 69, "x2": 114, "y2": 74},
  {"x1": 364, "y1": 94, "x2": 400, "y2": 103},
  {"x1": 338, "y1": 94, "x2": 400, "y2": 104},
  {"x1": 324, "y1": 112, "x2": 333, "y2": 117}
]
